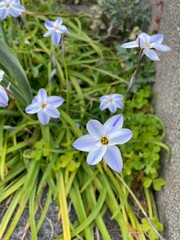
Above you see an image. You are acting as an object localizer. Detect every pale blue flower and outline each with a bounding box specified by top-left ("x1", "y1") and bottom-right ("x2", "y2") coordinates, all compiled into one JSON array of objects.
[
  {"x1": 25, "y1": 88, "x2": 64, "y2": 125},
  {"x1": 43, "y1": 18, "x2": 69, "y2": 46},
  {"x1": 0, "y1": 69, "x2": 4, "y2": 82},
  {"x1": 121, "y1": 32, "x2": 171, "y2": 61},
  {"x1": 0, "y1": 70, "x2": 8, "y2": 107},
  {"x1": 0, "y1": 85, "x2": 8, "y2": 107},
  {"x1": 0, "y1": 0, "x2": 25, "y2": 20},
  {"x1": 73, "y1": 114, "x2": 133, "y2": 173},
  {"x1": 100, "y1": 94, "x2": 124, "y2": 113}
]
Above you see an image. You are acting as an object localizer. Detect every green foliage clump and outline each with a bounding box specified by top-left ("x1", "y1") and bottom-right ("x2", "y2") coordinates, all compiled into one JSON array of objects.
[{"x1": 99, "y1": 0, "x2": 151, "y2": 32}]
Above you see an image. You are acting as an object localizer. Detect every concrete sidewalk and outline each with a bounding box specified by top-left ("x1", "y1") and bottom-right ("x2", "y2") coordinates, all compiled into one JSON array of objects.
[{"x1": 153, "y1": 0, "x2": 180, "y2": 239}]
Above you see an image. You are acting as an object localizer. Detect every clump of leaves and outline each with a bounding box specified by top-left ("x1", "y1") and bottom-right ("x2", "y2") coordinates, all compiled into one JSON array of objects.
[{"x1": 88, "y1": 0, "x2": 152, "y2": 42}]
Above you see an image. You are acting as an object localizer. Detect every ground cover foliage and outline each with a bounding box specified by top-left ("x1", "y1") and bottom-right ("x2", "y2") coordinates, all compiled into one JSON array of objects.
[{"x1": 0, "y1": 1, "x2": 170, "y2": 239}]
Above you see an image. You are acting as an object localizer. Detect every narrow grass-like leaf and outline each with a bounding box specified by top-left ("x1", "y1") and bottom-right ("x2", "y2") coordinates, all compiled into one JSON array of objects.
[
  {"x1": 37, "y1": 154, "x2": 57, "y2": 195},
  {"x1": 36, "y1": 188, "x2": 52, "y2": 233},
  {"x1": 0, "y1": 40, "x2": 32, "y2": 106},
  {"x1": 99, "y1": 174, "x2": 131, "y2": 240},
  {"x1": 0, "y1": 175, "x2": 26, "y2": 202},
  {"x1": 29, "y1": 179, "x2": 38, "y2": 240},
  {"x1": 4, "y1": 161, "x2": 40, "y2": 239},
  {"x1": 58, "y1": 170, "x2": 71, "y2": 240},
  {"x1": 0, "y1": 110, "x2": 21, "y2": 116},
  {"x1": 0, "y1": 162, "x2": 25, "y2": 186},
  {"x1": 70, "y1": 76, "x2": 85, "y2": 119},
  {"x1": 0, "y1": 117, "x2": 4, "y2": 179},
  {"x1": 6, "y1": 142, "x2": 28, "y2": 154},
  {"x1": 0, "y1": 134, "x2": 7, "y2": 180},
  {"x1": 60, "y1": 110, "x2": 82, "y2": 137},
  {"x1": 81, "y1": 65, "x2": 126, "y2": 82},
  {"x1": 69, "y1": 179, "x2": 92, "y2": 239},
  {"x1": 68, "y1": 70, "x2": 94, "y2": 86},
  {"x1": 87, "y1": 185, "x2": 111, "y2": 240},
  {"x1": 0, "y1": 191, "x2": 21, "y2": 239},
  {"x1": 70, "y1": 187, "x2": 106, "y2": 238}
]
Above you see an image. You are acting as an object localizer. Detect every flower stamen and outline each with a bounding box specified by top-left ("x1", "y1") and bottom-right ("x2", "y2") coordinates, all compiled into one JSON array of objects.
[
  {"x1": 101, "y1": 136, "x2": 109, "y2": 145},
  {"x1": 6, "y1": 4, "x2": 10, "y2": 8},
  {"x1": 41, "y1": 103, "x2": 46, "y2": 109},
  {"x1": 145, "y1": 41, "x2": 151, "y2": 49}
]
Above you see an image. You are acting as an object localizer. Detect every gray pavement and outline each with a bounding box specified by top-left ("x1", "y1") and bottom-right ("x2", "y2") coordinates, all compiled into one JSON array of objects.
[{"x1": 153, "y1": 0, "x2": 180, "y2": 239}]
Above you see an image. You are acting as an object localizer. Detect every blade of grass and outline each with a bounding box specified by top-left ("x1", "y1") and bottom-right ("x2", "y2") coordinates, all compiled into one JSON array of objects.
[
  {"x1": 36, "y1": 188, "x2": 52, "y2": 233},
  {"x1": 4, "y1": 161, "x2": 41, "y2": 240},
  {"x1": 0, "y1": 191, "x2": 21, "y2": 239},
  {"x1": 86, "y1": 184, "x2": 111, "y2": 240},
  {"x1": 58, "y1": 170, "x2": 71, "y2": 240},
  {"x1": 0, "y1": 40, "x2": 32, "y2": 106},
  {"x1": 29, "y1": 178, "x2": 38, "y2": 240},
  {"x1": 70, "y1": 187, "x2": 106, "y2": 238}
]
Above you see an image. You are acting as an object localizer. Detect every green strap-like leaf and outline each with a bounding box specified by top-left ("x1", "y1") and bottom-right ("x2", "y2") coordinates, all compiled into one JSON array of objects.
[{"x1": 0, "y1": 39, "x2": 32, "y2": 106}]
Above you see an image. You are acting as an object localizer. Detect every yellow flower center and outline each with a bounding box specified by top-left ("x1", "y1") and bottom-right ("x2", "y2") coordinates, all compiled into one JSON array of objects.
[
  {"x1": 55, "y1": 26, "x2": 59, "y2": 31},
  {"x1": 109, "y1": 98, "x2": 113, "y2": 102},
  {"x1": 6, "y1": 4, "x2": 10, "y2": 8},
  {"x1": 101, "y1": 137, "x2": 109, "y2": 145},
  {"x1": 145, "y1": 41, "x2": 151, "y2": 49},
  {"x1": 41, "y1": 103, "x2": 47, "y2": 109}
]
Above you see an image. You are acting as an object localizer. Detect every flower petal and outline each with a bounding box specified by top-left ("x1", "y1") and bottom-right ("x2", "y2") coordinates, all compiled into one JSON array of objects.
[
  {"x1": 103, "y1": 146, "x2": 123, "y2": 173},
  {"x1": 114, "y1": 101, "x2": 124, "y2": 109},
  {"x1": 37, "y1": 110, "x2": 50, "y2": 125},
  {"x1": 104, "y1": 114, "x2": 123, "y2": 133},
  {"x1": 112, "y1": 94, "x2": 124, "y2": 100},
  {"x1": 149, "y1": 34, "x2": 164, "y2": 44},
  {"x1": 25, "y1": 102, "x2": 41, "y2": 114},
  {"x1": 87, "y1": 120, "x2": 106, "y2": 140},
  {"x1": 73, "y1": 134, "x2": 97, "y2": 152},
  {"x1": 0, "y1": 86, "x2": 8, "y2": 107},
  {"x1": 0, "y1": 2, "x2": 6, "y2": 9},
  {"x1": 10, "y1": 4, "x2": 25, "y2": 12},
  {"x1": 43, "y1": 29, "x2": 54, "y2": 37},
  {"x1": 38, "y1": 88, "x2": 47, "y2": 103},
  {"x1": 87, "y1": 145, "x2": 107, "y2": 165},
  {"x1": 47, "y1": 96, "x2": 64, "y2": 107},
  {"x1": 58, "y1": 25, "x2": 68, "y2": 33},
  {"x1": 100, "y1": 101, "x2": 109, "y2": 111},
  {"x1": 137, "y1": 37, "x2": 147, "y2": 49},
  {"x1": 32, "y1": 96, "x2": 39, "y2": 103},
  {"x1": 150, "y1": 42, "x2": 171, "y2": 52},
  {"x1": 121, "y1": 41, "x2": 138, "y2": 48},
  {"x1": 45, "y1": 106, "x2": 60, "y2": 118},
  {"x1": 51, "y1": 32, "x2": 61, "y2": 46},
  {"x1": 0, "y1": 9, "x2": 8, "y2": 20},
  {"x1": 144, "y1": 49, "x2": 160, "y2": 61},
  {"x1": 55, "y1": 17, "x2": 63, "y2": 26},
  {"x1": 9, "y1": 6, "x2": 25, "y2": 17},
  {"x1": 108, "y1": 128, "x2": 133, "y2": 145},
  {"x1": 99, "y1": 95, "x2": 110, "y2": 101},
  {"x1": 0, "y1": 70, "x2": 4, "y2": 82},
  {"x1": 108, "y1": 102, "x2": 117, "y2": 113},
  {"x1": 45, "y1": 20, "x2": 55, "y2": 29},
  {"x1": 138, "y1": 32, "x2": 150, "y2": 43}
]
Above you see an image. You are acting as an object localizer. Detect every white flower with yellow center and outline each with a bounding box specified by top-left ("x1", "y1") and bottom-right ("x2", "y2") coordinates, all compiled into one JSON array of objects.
[
  {"x1": 0, "y1": 0, "x2": 25, "y2": 20},
  {"x1": 25, "y1": 88, "x2": 64, "y2": 125},
  {"x1": 43, "y1": 18, "x2": 69, "y2": 46},
  {"x1": 73, "y1": 114, "x2": 133, "y2": 173},
  {"x1": 100, "y1": 94, "x2": 124, "y2": 113},
  {"x1": 121, "y1": 32, "x2": 171, "y2": 61}
]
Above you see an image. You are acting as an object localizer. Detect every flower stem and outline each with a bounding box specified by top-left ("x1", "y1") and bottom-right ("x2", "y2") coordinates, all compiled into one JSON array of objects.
[{"x1": 115, "y1": 173, "x2": 167, "y2": 240}]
